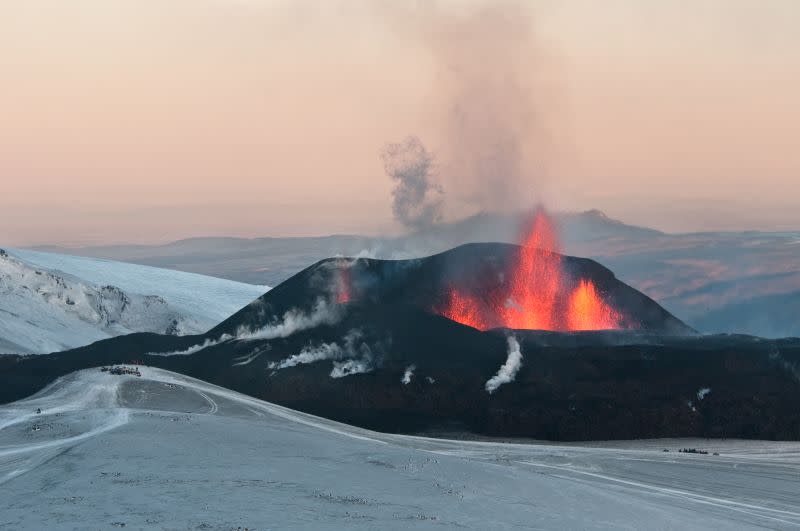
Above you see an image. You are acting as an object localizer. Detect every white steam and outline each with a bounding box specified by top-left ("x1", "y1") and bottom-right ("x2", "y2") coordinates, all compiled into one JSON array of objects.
[
  {"x1": 238, "y1": 298, "x2": 342, "y2": 341},
  {"x1": 331, "y1": 358, "x2": 372, "y2": 378},
  {"x1": 268, "y1": 329, "x2": 379, "y2": 378},
  {"x1": 149, "y1": 298, "x2": 343, "y2": 357},
  {"x1": 485, "y1": 336, "x2": 523, "y2": 394},
  {"x1": 697, "y1": 387, "x2": 711, "y2": 400},
  {"x1": 146, "y1": 335, "x2": 232, "y2": 357},
  {"x1": 401, "y1": 364, "x2": 416, "y2": 385},
  {"x1": 270, "y1": 340, "x2": 344, "y2": 370}
]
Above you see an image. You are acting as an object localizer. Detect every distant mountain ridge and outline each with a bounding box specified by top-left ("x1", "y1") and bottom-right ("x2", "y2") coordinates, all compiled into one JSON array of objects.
[{"x1": 28, "y1": 210, "x2": 660, "y2": 285}]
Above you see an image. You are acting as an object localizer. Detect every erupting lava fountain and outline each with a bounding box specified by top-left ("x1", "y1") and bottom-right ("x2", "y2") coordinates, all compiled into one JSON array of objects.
[{"x1": 437, "y1": 209, "x2": 627, "y2": 332}]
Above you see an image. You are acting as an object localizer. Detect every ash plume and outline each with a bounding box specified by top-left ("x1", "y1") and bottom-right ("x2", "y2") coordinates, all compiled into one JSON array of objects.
[
  {"x1": 382, "y1": 136, "x2": 444, "y2": 231},
  {"x1": 379, "y1": 1, "x2": 553, "y2": 217},
  {"x1": 485, "y1": 336, "x2": 523, "y2": 394}
]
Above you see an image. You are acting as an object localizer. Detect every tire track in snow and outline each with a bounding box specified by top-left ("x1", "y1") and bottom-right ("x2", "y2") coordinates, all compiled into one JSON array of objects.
[
  {"x1": 145, "y1": 368, "x2": 387, "y2": 445},
  {"x1": 515, "y1": 460, "x2": 800, "y2": 527},
  {"x1": 195, "y1": 391, "x2": 219, "y2": 415}
]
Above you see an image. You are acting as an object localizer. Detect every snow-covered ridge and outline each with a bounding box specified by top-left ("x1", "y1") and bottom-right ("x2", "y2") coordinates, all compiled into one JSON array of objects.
[
  {"x1": 0, "y1": 249, "x2": 267, "y2": 355},
  {"x1": 2, "y1": 367, "x2": 799, "y2": 529}
]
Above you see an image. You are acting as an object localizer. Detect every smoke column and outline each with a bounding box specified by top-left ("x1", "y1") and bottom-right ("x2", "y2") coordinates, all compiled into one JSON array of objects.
[
  {"x1": 379, "y1": 1, "x2": 553, "y2": 218},
  {"x1": 485, "y1": 336, "x2": 523, "y2": 394},
  {"x1": 382, "y1": 136, "x2": 444, "y2": 231}
]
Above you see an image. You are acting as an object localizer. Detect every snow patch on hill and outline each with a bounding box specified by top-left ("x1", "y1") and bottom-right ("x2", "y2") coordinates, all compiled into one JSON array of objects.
[{"x1": 0, "y1": 249, "x2": 267, "y2": 354}]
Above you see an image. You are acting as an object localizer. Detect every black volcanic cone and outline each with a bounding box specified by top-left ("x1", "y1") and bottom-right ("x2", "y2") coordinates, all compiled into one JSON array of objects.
[{"x1": 210, "y1": 243, "x2": 694, "y2": 337}]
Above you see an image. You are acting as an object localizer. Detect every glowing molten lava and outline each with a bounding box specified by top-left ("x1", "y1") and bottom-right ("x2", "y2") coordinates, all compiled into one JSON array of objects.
[
  {"x1": 437, "y1": 209, "x2": 624, "y2": 332},
  {"x1": 441, "y1": 289, "x2": 490, "y2": 331},
  {"x1": 567, "y1": 279, "x2": 621, "y2": 331},
  {"x1": 336, "y1": 266, "x2": 353, "y2": 304},
  {"x1": 500, "y1": 211, "x2": 562, "y2": 330}
]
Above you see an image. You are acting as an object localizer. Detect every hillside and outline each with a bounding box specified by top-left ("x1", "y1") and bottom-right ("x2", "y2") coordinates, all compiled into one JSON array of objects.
[{"x1": 0, "y1": 249, "x2": 266, "y2": 354}]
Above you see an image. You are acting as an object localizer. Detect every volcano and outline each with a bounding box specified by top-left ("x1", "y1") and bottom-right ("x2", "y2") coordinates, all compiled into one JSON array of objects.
[
  {"x1": 209, "y1": 209, "x2": 693, "y2": 338},
  {"x1": 210, "y1": 240, "x2": 693, "y2": 338},
  {"x1": 6, "y1": 241, "x2": 799, "y2": 442}
]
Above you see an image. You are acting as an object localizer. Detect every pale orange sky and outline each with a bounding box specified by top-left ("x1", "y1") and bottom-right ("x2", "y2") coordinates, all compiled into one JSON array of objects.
[{"x1": 1, "y1": 0, "x2": 798, "y2": 246}]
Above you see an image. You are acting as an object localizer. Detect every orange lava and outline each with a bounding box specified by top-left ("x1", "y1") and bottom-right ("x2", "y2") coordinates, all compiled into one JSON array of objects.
[
  {"x1": 437, "y1": 208, "x2": 624, "y2": 332},
  {"x1": 500, "y1": 210, "x2": 562, "y2": 330},
  {"x1": 440, "y1": 289, "x2": 490, "y2": 331},
  {"x1": 336, "y1": 266, "x2": 353, "y2": 304},
  {"x1": 567, "y1": 279, "x2": 621, "y2": 331}
]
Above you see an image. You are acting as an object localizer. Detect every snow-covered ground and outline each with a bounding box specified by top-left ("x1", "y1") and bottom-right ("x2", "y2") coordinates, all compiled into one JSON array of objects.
[
  {"x1": 0, "y1": 249, "x2": 267, "y2": 354},
  {"x1": 1, "y1": 368, "x2": 798, "y2": 529}
]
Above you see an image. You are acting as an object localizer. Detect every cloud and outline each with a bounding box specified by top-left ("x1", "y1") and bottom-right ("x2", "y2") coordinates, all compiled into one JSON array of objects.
[{"x1": 485, "y1": 336, "x2": 523, "y2": 394}]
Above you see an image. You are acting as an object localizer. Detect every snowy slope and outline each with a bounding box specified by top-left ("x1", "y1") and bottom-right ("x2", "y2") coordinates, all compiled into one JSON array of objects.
[
  {"x1": 1, "y1": 367, "x2": 799, "y2": 529},
  {"x1": 0, "y1": 249, "x2": 267, "y2": 354}
]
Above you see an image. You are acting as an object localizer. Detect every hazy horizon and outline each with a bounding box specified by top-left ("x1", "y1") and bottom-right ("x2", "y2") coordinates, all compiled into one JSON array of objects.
[{"x1": 2, "y1": 0, "x2": 798, "y2": 246}]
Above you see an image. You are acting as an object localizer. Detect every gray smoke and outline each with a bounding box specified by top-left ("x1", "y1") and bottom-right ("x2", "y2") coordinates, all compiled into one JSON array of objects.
[
  {"x1": 485, "y1": 336, "x2": 523, "y2": 394},
  {"x1": 382, "y1": 136, "x2": 444, "y2": 231},
  {"x1": 379, "y1": 1, "x2": 552, "y2": 218}
]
